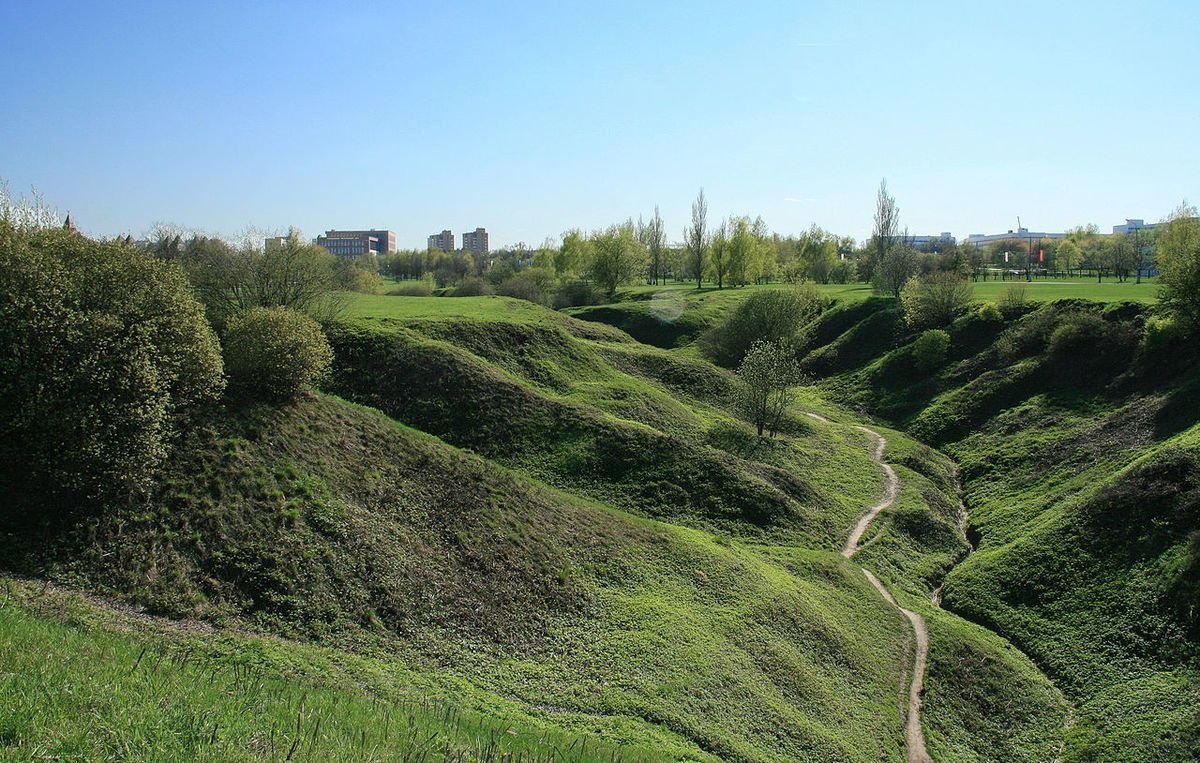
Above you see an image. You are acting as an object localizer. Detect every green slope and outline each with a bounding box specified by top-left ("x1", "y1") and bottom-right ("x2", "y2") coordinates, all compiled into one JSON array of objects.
[{"x1": 785, "y1": 296, "x2": 1200, "y2": 761}]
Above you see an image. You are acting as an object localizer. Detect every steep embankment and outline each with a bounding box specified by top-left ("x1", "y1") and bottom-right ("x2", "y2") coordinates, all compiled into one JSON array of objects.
[{"x1": 797, "y1": 296, "x2": 1200, "y2": 761}]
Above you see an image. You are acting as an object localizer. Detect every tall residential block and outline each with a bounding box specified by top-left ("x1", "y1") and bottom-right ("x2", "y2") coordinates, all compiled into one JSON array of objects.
[
  {"x1": 462, "y1": 227, "x2": 489, "y2": 258},
  {"x1": 428, "y1": 229, "x2": 455, "y2": 252}
]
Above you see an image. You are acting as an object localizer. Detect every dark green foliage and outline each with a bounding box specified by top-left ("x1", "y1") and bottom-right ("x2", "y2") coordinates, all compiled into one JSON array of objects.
[
  {"x1": 222, "y1": 307, "x2": 333, "y2": 402},
  {"x1": 702, "y1": 285, "x2": 822, "y2": 367},
  {"x1": 0, "y1": 224, "x2": 224, "y2": 515}
]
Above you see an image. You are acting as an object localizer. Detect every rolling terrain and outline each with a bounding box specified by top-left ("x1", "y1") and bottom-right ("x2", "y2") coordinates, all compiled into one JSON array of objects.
[{"x1": 0, "y1": 290, "x2": 1075, "y2": 758}]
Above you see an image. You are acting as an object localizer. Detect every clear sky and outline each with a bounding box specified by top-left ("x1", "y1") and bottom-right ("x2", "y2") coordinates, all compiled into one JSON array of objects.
[{"x1": 2, "y1": 1, "x2": 1197, "y2": 248}]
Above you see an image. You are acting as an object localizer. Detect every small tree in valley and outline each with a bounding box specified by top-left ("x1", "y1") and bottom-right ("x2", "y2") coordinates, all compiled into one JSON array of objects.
[{"x1": 738, "y1": 339, "x2": 803, "y2": 437}]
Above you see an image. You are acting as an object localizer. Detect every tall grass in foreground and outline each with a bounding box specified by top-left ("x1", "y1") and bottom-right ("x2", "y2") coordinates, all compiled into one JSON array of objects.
[{"x1": 0, "y1": 601, "x2": 655, "y2": 762}]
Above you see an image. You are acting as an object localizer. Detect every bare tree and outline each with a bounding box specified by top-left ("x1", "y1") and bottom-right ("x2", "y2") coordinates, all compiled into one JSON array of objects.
[
  {"x1": 870, "y1": 179, "x2": 913, "y2": 296},
  {"x1": 872, "y1": 179, "x2": 899, "y2": 262},
  {"x1": 684, "y1": 188, "x2": 708, "y2": 289}
]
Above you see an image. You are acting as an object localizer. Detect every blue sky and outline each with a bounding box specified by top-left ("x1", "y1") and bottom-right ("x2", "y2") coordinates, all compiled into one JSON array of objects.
[{"x1": 2, "y1": 1, "x2": 1197, "y2": 248}]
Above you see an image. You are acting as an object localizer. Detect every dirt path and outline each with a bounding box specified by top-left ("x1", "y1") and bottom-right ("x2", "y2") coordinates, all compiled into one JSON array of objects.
[
  {"x1": 841, "y1": 426, "x2": 900, "y2": 559},
  {"x1": 808, "y1": 414, "x2": 933, "y2": 763}
]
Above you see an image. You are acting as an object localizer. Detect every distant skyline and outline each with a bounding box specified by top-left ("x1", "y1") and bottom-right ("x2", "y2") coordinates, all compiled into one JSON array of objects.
[{"x1": 2, "y1": 1, "x2": 1197, "y2": 249}]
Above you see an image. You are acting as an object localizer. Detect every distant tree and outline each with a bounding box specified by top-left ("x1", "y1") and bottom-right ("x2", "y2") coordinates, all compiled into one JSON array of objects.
[
  {"x1": 726, "y1": 216, "x2": 761, "y2": 286},
  {"x1": 639, "y1": 206, "x2": 666, "y2": 284},
  {"x1": 865, "y1": 178, "x2": 900, "y2": 286},
  {"x1": 1057, "y1": 238, "x2": 1082, "y2": 277},
  {"x1": 0, "y1": 218, "x2": 224, "y2": 516},
  {"x1": 587, "y1": 224, "x2": 649, "y2": 297},
  {"x1": 900, "y1": 272, "x2": 974, "y2": 328},
  {"x1": 869, "y1": 181, "x2": 916, "y2": 296},
  {"x1": 684, "y1": 188, "x2": 708, "y2": 289},
  {"x1": 180, "y1": 228, "x2": 343, "y2": 325},
  {"x1": 738, "y1": 339, "x2": 803, "y2": 438},
  {"x1": 706, "y1": 220, "x2": 731, "y2": 289},
  {"x1": 556, "y1": 229, "x2": 591, "y2": 280},
  {"x1": 796, "y1": 225, "x2": 837, "y2": 284},
  {"x1": 873, "y1": 243, "x2": 918, "y2": 298},
  {"x1": 1156, "y1": 203, "x2": 1200, "y2": 329}
]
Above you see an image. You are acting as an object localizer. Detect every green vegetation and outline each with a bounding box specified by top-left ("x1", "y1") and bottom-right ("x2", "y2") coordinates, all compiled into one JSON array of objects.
[
  {"x1": 6, "y1": 200, "x2": 1193, "y2": 762},
  {"x1": 0, "y1": 220, "x2": 223, "y2": 518},
  {"x1": 223, "y1": 306, "x2": 333, "y2": 402},
  {"x1": 780, "y1": 296, "x2": 1200, "y2": 760},
  {"x1": 0, "y1": 582, "x2": 668, "y2": 762}
]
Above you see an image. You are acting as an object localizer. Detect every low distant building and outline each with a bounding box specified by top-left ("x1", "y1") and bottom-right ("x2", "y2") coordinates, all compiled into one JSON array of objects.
[
  {"x1": 461, "y1": 227, "x2": 489, "y2": 257},
  {"x1": 428, "y1": 229, "x2": 455, "y2": 252},
  {"x1": 963, "y1": 227, "x2": 1067, "y2": 249},
  {"x1": 315, "y1": 229, "x2": 396, "y2": 258},
  {"x1": 1112, "y1": 218, "x2": 1158, "y2": 235},
  {"x1": 264, "y1": 236, "x2": 288, "y2": 252},
  {"x1": 906, "y1": 232, "x2": 955, "y2": 252}
]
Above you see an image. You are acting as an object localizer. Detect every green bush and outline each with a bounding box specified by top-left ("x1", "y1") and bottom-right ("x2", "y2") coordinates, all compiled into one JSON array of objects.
[
  {"x1": 702, "y1": 285, "x2": 823, "y2": 367},
  {"x1": 912, "y1": 329, "x2": 951, "y2": 371},
  {"x1": 1143, "y1": 316, "x2": 1186, "y2": 357},
  {"x1": 900, "y1": 272, "x2": 974, "y2": 328},
  {"x1": 977, "y1": 301, "x2": 1002, "y2": 322},
  {"x1": 449, "y1": 276, "x2": 493, "y2": 297},
  {"x1": 999, "y1": 284, "x2": 1029, "y2": 313},
  {"x1": 0, "y1": 223, "x2": 224, "y2": 512},
  {"x1": 389, "y1": 273, "x2": 434, "y2": 296},
  {"x1": 553, "y1": 281, "x2": 604, "y2": 308},
  {"x1": 222, "y1": 307, "x2": 333, "y2": 402},
  {"x1": 1047, "y1": 313, "x2": 1108, "y2": 360},
  {"x1": 497, "y1": 268, "x2": 557, "y2": 306}
]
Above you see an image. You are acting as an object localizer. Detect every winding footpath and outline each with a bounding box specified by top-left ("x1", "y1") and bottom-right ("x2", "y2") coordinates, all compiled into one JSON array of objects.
[{"x1": 805, "y1": 413, "x2": 933, "y2": 763}]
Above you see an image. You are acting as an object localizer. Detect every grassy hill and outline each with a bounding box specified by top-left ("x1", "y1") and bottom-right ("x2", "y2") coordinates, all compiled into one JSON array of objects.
[{"x1": 3, "y1": 291, "x2": 1076, "y2": 761}]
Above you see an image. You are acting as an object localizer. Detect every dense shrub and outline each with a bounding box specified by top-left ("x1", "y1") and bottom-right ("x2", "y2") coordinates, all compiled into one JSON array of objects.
[
  {"x1": 1143, "y1": 316, "x2": 1186, "y2": 357},
  {"x1": 497, "y1": 268, "x2": 557, "y2": 306},
  {"x1": 389, "y1": 273, "x2": 434, "y2": 296},
  {"x1": 333, "y1": 255, "x2": 384, "y2": 293},
  {"x1": 999, "y1": 284, "x2": 1029, "y2": 313},
  {"x1": 900, "y1": 272, "x2": 973, "y2": 328},
  {"x1": 553, "y1": 281, "x2": 604, "y2": 308},
  {"x1": 449, "y1": 276, "x2": 493, "y2": 297},
  {"x1": 977, "y1": 301, "x2": 1002, "y2": 322},
  {"x1": 180, "y1": 231, "x2": 345, "y2": 325},
  {"x1": 222, "y1": 307, "x2": 333, "y2": 402},
  {"x1": 702, "y1": 285, "x2": 823, "y2": 367},
  {"x1": 911, "y1": 329, "x2": 951, "y2": 371},
  {"x1": 0, "y1": 223, "x2": 224, "y2": 513}
]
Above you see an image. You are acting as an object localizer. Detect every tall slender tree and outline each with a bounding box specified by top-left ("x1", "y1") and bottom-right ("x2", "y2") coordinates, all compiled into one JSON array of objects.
[{"x1": 684, "y1": 188, "x2": 708, "y2": 289}]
